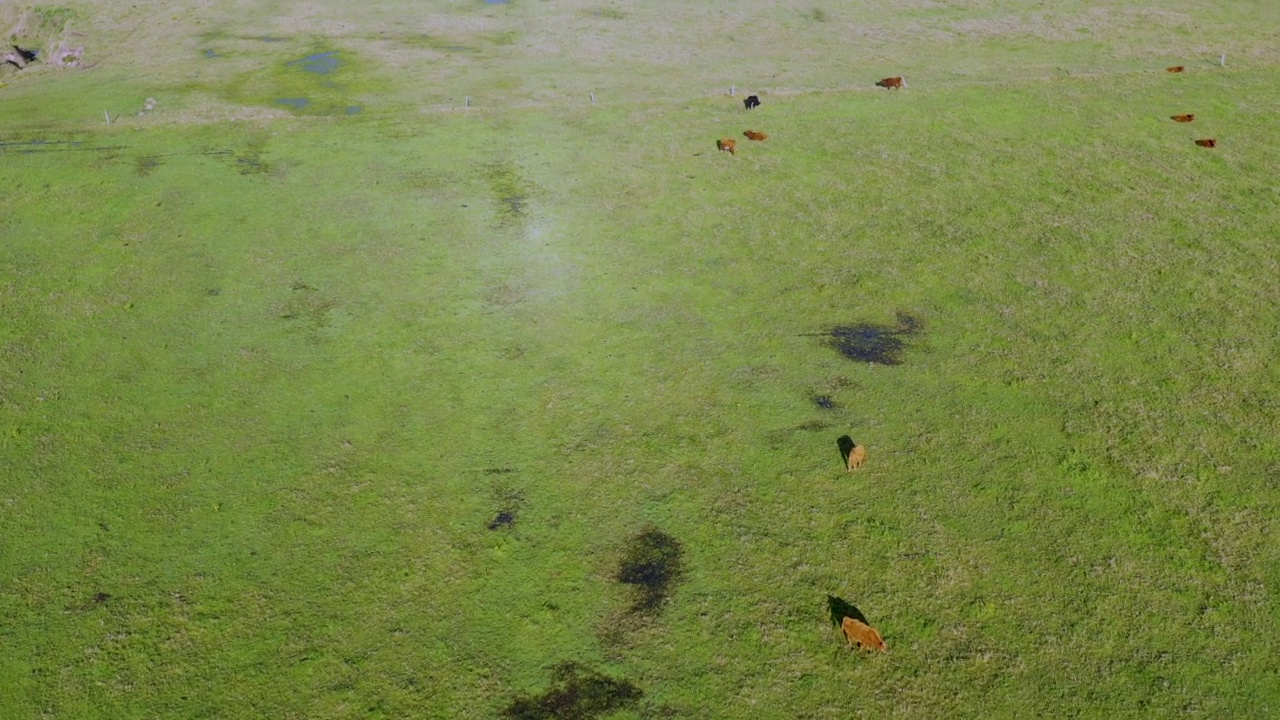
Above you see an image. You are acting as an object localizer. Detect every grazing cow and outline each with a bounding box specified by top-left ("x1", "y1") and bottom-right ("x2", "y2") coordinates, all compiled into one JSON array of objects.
[
  {"x1": 1166, "y1": 65, "x2": 1185, "y2": 73},
  {"x1": 744, "y1": 95, "x2": 761, "y2": 110},
  {"x1": 841, "y1": 617, "x2": 887, "y2": 651},
  {"x1": 717, "y1": 138, "x2": 737, "y2": 155},
  {"x1": 1171, "y1": 114, "x2": 1195, "y2": 123},
  {"x1": 876, "y1": 76, "x2": 905, "y2": 89},
  {"x1": 12, "y1": 45, "x2": 37, "y2": 63},
  {"x1": 846, "y1": 443, "x2": 867, "y2": 471},
  {"x1": 743, "y1": 130, "x2": 768, "y2": 141},
  {"x1": 1195, "y1": 138, "x2": 1217, "y2": 148}
]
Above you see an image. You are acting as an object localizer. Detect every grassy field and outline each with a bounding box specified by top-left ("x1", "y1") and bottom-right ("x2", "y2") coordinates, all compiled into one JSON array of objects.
[{"x1": 3, "y1": 1, "x2": 1279, "y2": 717}]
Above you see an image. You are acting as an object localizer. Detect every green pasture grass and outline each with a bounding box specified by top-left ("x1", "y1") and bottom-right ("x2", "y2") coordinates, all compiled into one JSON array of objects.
[{"x1": 3, "y1": 1, "x2": 1280, "y2": 718}]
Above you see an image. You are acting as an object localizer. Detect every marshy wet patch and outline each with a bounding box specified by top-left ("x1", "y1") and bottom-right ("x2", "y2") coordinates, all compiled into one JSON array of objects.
[
  {"x1": 288, "y1": 50, "x2": 341, "y2": 75},
  {"x1": 822, "y1": 312, "x2": 923, "y2": 365},
  {"x1": 502, "y1": 662, "x2": 642, "y2": 720},
  {"x1": 483, "y1": 162, "x2": 535, "y2": 226},
  {"x1": 134, "y1": 154, "x2": 164, "y2": 176},
  {"x1": 219, "y1": 45, "x2": 386, "y2": 116},
  {"x1": 617, "y1": 527, "x2": 685, "y2": 612}
]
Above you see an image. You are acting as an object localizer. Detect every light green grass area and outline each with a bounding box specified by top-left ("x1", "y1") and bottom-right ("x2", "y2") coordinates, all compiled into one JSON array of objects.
[{"x1": 3, "y1": 1, "x2": 1279, "y2": 718}]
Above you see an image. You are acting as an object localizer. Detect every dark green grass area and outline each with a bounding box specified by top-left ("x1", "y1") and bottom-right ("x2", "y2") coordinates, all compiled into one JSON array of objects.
[{"x1": 2, "y1": 55, "x2": 1279, "y2": 719}]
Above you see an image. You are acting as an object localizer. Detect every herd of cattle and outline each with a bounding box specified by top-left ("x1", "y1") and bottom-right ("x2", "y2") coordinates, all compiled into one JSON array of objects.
[
  {"x1": 715, "y1": 76, "x2": 900, "y2": 157},
  {"x1": 719, "y1": 68, "x2": 1219, "y2": 160},
  {"x1": 1165, "y1": 65, "x2": 1217, "y2": 148},
  {"x1": 712, "y1": 63, "x2": 1219, "y2": 652}
]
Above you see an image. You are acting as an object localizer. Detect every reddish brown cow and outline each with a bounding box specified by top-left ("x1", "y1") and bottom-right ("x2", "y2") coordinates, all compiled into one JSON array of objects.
[
  {"x1": 846, "y1": 443, "x2": 867, "y2": 471},
  {"x1": 717, "y1": 138, "x2": 737, "y2": 155},
  {"x1": 1166, "y1": 65, "x2": 1185, "y2": 73},
  {"x1": 841, "y1": 617, "x2": 887, "y2": 652},
  {"x1": 743, "y1": 130, "x2": 768, "y2": 141},
  {"x1": 1171, "y1": 114, "x2": 1195, "y2": 123},
  {"x1": 1195, "y1": 138, "x2": 1217, "y2": 148},
  {"x1": 876, "y1": 76, "x2": 905, "y2": 89}
]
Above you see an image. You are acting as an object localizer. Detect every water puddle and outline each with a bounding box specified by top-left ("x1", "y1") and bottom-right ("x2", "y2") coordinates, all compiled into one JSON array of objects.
[
  {"x1": 287, "y1": 51, "x2": 341, "y2": 75},
  {"x1": 275, "y1": 97, "x2": 310, "y2": 109},
  {"x1": 344, "y1": 105, "x2": 363, "y2": 115}
]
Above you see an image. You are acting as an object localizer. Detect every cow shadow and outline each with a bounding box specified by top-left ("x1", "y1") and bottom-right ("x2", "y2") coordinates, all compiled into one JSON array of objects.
[
  {"x1": 827, "y1": 595, "x2": 869, "y2": 627},
  {"x1": 836, "y1": 435, "x2": 855, "y2": 468}
]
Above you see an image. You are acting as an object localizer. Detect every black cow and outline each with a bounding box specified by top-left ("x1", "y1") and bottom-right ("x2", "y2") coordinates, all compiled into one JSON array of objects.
[{"x1": 743, "y1": 95, "x2": 760, "y2": 110}]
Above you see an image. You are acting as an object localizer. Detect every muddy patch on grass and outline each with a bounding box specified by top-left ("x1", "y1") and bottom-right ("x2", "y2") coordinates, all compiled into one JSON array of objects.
[
  {"x1": 486, "y1": 483, "x2": 524, "y2": 531},
  {"x1": 823, "y1": 312, "x2": 923, "y2": 365},
  {"x1": 503, "y1": 662, "x2": 642, "y2": 720},
  {"x1": 487, "y1": 510, "x2": 516, "y2": 530},
  {"x1": 617, "y1": 527, "x2": 685, "y2": 612}
]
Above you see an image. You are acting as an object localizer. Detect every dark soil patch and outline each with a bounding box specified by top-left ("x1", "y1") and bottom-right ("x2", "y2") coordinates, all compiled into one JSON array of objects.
[
  {"x1": 617, "y1": 527, "x2": 685, "y2": 612},
  {"x1": 813, "y1": 395, "x2": 836, "y2": 409},
  {"x1": 502, "y1": 662, "x2": 642, "y2": 720},
  {"x1": 487, "y1": 510, "x2": 516, "y2": 530}
]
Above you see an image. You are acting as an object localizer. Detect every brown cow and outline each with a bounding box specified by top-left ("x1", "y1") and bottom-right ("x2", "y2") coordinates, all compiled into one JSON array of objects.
[
  {"x1": 876, "y1": 76, "x2": 905, "y2": 89},
  {"x1": 1195, "y1": 138, "x2": 1217, "y2": 148},
  {"x1": 846, "y1": 443, "x2": 867, "y2": 471},
  {"x1": 743, "y1": 130, "x2": 768, "y2": 141},
  {"x1": 717, "y1": 138, "x2": 737, "y2": 155},
  {"x1": 1166, "y1": 65, "x2": 1185, "y2": 73},
  {"x1": 1171, "y1": 114, "x2": 1195, "y2": 123},
  {"x1": 841, "y1": 617, "x2": 887, "y2": 651}
]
